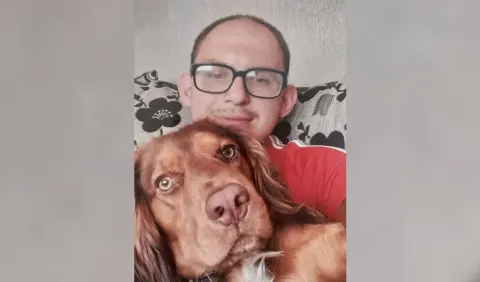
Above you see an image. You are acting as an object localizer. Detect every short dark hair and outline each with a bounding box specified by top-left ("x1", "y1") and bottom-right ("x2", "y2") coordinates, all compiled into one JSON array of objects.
[{"x1": 190, "y1": 14, "x2": 291, "y2": 76}]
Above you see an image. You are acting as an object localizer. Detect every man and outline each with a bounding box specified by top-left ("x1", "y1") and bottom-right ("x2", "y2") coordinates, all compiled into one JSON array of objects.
[{"x1": 178, "y1": 14, "x2": 346, "y2": 225}]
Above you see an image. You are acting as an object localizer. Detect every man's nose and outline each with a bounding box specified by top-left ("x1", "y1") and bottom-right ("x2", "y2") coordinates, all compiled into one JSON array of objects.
[{"x1": 224, "y1": 77, "x2": 250, "y2": 105}]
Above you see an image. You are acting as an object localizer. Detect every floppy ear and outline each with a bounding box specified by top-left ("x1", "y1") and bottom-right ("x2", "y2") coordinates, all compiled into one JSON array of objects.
[
  {"x1": 240, "y1": 135, "x2": 326, "y2": 226},
  {"x1": 134, "y1": 149, "x2": 176, "y2": 282},
  {"x1": 315, "y1": 223, "x2": 346, "y2": 281}
]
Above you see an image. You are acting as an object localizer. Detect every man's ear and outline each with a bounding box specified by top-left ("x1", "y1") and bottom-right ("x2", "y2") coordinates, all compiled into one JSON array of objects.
[
  {"x1": 279, "y1": 84, "x2": 298, "y2": 118},
  {"x1": 178, "y1": 73, "x2": 192, "y2": 107}
]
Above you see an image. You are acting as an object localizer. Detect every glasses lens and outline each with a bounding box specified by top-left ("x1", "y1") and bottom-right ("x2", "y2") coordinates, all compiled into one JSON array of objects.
[
  {"x1": 194, "y1": 65, "x2": 233, "y2": 93},
  {"x1": 244, "y1": 69, "x2": 283, "y2": 98}
]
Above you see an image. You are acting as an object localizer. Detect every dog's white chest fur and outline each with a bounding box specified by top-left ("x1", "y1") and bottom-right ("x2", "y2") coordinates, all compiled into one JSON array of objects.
[{"x1": 233, "y1": 251, "x2": 281, "y2": 282}]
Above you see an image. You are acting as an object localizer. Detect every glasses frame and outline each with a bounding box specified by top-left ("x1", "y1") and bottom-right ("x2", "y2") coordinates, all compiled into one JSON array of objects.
[{"x1": 190, "y1": 63, "x2": 288, "y2": 99}]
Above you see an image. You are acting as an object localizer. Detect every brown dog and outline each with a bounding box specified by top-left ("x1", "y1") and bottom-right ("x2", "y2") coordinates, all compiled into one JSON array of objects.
[{"x1": 134, "y1": 119, "x2": 346, "y2": 282}]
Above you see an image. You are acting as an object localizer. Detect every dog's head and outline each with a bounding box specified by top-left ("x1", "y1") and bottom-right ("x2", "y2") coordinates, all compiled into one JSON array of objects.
[{"x1": 134, "y1": 119, "x2": 324, "y2": 281}]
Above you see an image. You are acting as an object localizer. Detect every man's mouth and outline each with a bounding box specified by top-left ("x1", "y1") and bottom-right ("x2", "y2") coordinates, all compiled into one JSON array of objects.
[
  {"x1": 211, "y1": 114, "x2": 253, "y2": 126},
  {"x1": 216, "y1": 114, "x2": 252, "y2": 121}
]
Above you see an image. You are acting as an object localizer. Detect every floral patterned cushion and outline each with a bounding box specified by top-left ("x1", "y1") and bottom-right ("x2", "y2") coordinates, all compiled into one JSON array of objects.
[
  {"x1": 134, "y1": 70, "x2": 347, "y2": 150},
  {"x1": 272, "y1": 81, "x2": 347, "y2": 149}
]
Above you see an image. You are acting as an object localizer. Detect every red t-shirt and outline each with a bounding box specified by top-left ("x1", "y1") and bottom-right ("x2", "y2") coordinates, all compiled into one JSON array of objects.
[{"x1": 264, "y1": 136, "x2": 346, "y2": 222}]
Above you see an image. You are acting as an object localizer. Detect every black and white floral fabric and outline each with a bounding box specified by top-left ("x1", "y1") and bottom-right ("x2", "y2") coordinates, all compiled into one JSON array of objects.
[
  {"x1": 273, "y1": 80, "x2": 347, "y2": 149},
  {"x1": 134, "y1": 70, "x2": 192, "y2": 148},
  {"x1": 134, "y1": 70, "x2": 347, "y2": 150}
]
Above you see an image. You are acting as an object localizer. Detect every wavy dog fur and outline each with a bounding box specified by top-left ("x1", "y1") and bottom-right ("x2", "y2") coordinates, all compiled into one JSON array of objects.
[{"x1": 134, "y1": 119, "x2": 343, "y2": 282}]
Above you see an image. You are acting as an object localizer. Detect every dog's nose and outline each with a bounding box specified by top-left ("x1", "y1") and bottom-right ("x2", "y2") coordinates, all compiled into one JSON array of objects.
[{"x1": 205, "y1": 184, "x2": 250, "y2": 226}]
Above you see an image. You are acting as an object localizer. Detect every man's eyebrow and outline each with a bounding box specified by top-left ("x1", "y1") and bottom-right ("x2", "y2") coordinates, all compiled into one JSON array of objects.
[
  {"x1": 193, "y1": 60, "x2": 284, "y2": 71},
  {"x1": 193, "y1": 59, "x2": 226, "y2": 65}
]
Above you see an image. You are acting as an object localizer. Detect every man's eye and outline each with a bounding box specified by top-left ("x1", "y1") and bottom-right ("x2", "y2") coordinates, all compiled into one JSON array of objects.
[
  {"x1": 207, "y1": 72, "x2": 224, "y2": 79},
  {"x1": 255, "y1": 77, "x2": 270, "y2": 84}
]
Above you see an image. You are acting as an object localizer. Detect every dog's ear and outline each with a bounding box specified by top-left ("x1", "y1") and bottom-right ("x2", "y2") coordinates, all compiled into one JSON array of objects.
[
  {"x1": 240, "y1": 135, "x2": 326, "y2": 225},
  {"x1": 313, "y1": 223, "x2": 346, "y2": 281},
  {"x1": 134, "y1": 148, "x2": 176, "y2": 282}
]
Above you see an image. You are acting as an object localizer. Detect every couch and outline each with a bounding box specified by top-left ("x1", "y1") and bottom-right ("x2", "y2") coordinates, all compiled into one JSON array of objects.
[{"x1": 133, "y1": 70, "x2": 347, "y2": 150}]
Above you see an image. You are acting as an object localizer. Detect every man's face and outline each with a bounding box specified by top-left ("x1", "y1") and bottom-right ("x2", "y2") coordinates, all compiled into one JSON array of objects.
[{"x1": 179, "y1": 19, "x2": 297, "y2": 142}]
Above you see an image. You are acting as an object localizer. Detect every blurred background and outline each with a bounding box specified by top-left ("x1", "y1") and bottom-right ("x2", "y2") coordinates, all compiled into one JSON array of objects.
[{"x1": 134, "y1": 0, "x2": 346, "y2": 85}]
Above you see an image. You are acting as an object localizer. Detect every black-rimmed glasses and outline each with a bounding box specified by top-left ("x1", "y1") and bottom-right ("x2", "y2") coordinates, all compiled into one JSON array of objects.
[{"x1": 190, "y1": 63, "x2": 287, "y2": 99}]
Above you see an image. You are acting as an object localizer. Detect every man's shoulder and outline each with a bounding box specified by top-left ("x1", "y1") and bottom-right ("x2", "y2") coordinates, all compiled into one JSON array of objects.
[
  {"x1": 265, "y1": 135, "x2": 346, "y2": 186},
  {"x1": 265, "y1": 135, "x2": 346, "y2": 160}
]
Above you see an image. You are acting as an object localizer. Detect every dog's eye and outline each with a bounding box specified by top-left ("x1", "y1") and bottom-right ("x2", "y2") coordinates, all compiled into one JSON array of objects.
[
  {"x1": 221, "y1": 144, "x2": 237, "y2": 160},
  {"x1": 157, "y1": 176, "x2": 174, "y2": 191}
]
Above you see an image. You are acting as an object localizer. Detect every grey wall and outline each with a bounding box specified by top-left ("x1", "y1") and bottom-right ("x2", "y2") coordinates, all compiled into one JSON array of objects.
[
  {"x1": 134, "y1": 0, "x2": 346, "y2": 86},
  {"x1": 348, "y1": 0, "x2": 480, "y2": 281}
]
